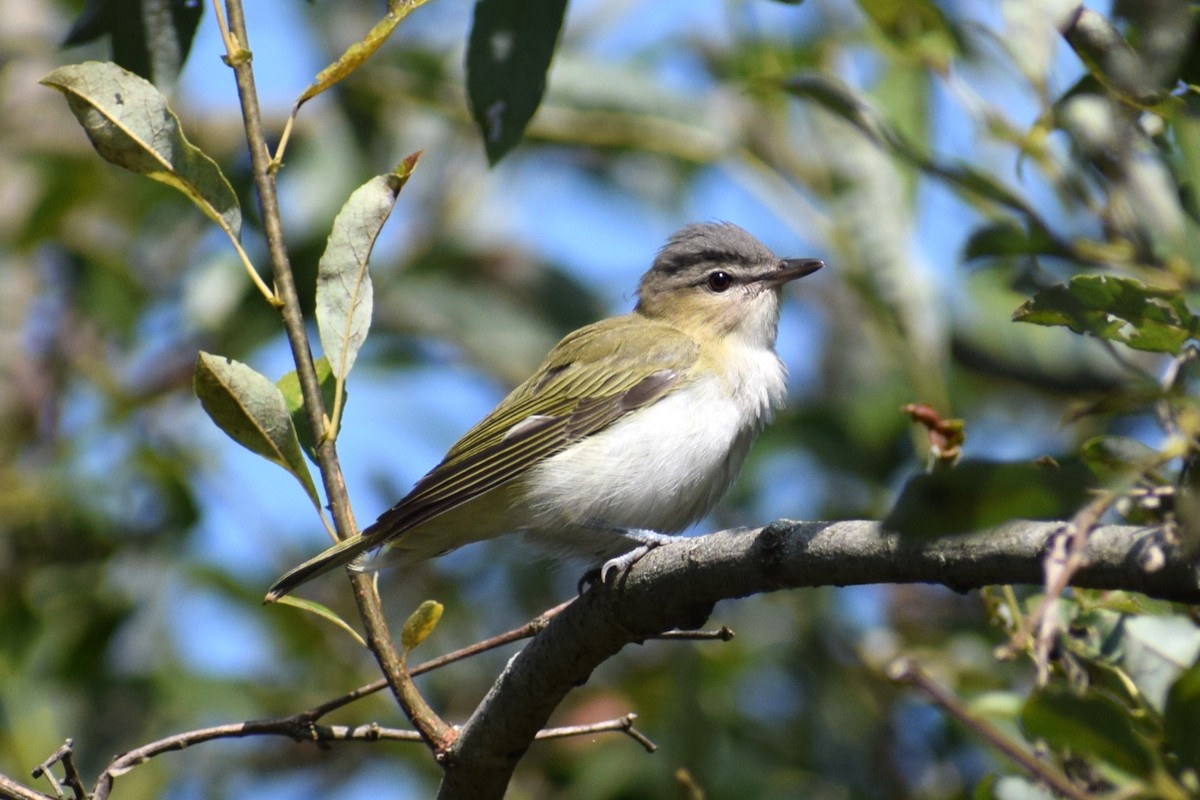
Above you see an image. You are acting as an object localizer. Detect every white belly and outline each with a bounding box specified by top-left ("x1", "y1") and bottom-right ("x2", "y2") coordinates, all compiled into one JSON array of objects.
[{"x1": 519, "y1": 349, "x2": 786, "y2": 559}]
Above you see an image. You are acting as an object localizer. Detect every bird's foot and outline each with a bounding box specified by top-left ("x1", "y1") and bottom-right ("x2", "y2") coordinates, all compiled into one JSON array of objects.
[
  {"x1": 600, "y1": 544, "x2": 652, "y2": 583},
  {"x1": 574, "y1": 524, "x2": 682, "y2": 594},
  {"x1": 600, "y1": 527, "x2": 681, "y2": 582},
  {"x1": 576, "y1": 545, "x2": 660, "y2": 595}
]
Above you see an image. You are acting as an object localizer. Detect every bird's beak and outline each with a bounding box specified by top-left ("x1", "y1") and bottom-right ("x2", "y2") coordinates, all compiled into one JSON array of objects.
[{"x1": 758, "y1": 258, "x2": 824, "y2": 287}]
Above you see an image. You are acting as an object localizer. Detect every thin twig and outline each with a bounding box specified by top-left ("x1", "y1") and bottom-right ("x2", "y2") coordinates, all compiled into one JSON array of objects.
[
  {"x1": 887, "y1": 657, "x2": 1090, "y2": 800},
  {"x1": 29, "y1": 740, "x2": 84, "y2": 800},
  {"x1": 1097, "y1": 338, "x2": 1157, "y2": 382},
  {"x1": 91, "y1": 717, "x2": 427, "y2": 800},
  {"x1": 78, "y1": 600, "x2": 577, "y2": 798},
  {"x1": 533, "y1": 713, "x2": 658, "y2": 753},
  {"x1": 301, "y1": 599, "x2": 574, "y2": 720},
  {"x1": 653, "y1": 626, "x2": 735, "y2": 641},
  {"x1": 29, "y1": 748, "x2": 62, "y2": 799},
  {"x1": 0, "y1": 773, "x2": 54, "y2": 800},
  {"x1": 1001, "y1": 493, "x2": 1115, "y2": 681},
  {"x1": 78, "y1": 601, "x2": 578, "y2": 799},
  {"x1": 218, "y1": 0, "x2": 436, "y2": 751}
]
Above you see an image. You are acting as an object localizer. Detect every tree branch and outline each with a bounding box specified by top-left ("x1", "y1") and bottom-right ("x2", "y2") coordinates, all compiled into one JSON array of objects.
[
  {"x1": 437, "y1": 519, "x2": 1199, "y2": 798},
  {"x1": 92, "y1": 719, "x2": 424, "y2": 800},
  {"x1": 217, "y1": 0, "x2": 421, "y2": 747},
  {"x1": 0, "y1": 774, "x2": 53, "y2": 800}
]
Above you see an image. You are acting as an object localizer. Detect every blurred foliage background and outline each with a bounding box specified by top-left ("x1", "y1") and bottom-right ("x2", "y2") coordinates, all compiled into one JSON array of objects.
[{"x1": 3, "y1": 0, "x2": 1200, "y2": 798}]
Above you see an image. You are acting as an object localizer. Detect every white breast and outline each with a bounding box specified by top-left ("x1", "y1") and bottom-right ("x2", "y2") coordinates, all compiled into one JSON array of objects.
[{"x1": 520, "y1": 344, "x2": 787, "y2": 559}]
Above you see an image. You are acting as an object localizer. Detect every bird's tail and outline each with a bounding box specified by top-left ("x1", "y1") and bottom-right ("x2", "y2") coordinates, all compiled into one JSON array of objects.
[{"x1": 264, "y1": 533, "x2": 374, "y2": 603}]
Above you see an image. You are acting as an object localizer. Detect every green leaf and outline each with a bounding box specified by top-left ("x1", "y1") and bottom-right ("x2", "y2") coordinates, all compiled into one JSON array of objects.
[
  {"x1": 274, "y1": 595, "x2": 366, "y2": 648},
  {"x1": 1120, "y1": 615, "x2": 1200, "y2": 712},
  {"x1": 193, "y1": 352, "x2": 320, "y2": 509},
  {"x1": 41, "y1": 61, "x2": 241, "y2": 241},
  {"x1": 1013, "y1": 275, "x2": 1196, "y2": 353},
  {"x1": 317, "y1": 155, "x2": 419, "y2": 381},
  {"x1": 295, "y1": 0, "x2": 432, "y2": 109},
  {"x1": 963, "y1": 220, "x2": 1071, "y2": 262},
  {"x1": 277, "y1": 356, "x2": 342, "y2": 463},
  {"x1": 1164, "y1": 659, "x2": 1200, "y2": 773},
  {"x1": 883, "y1": 459, "x2": 1094, "y2": 537},
  {"x1": 466, "y1": 0, "x2": 568, "y2": 165},
  {"x1": 1021, "y1": 687, "x2": 1156, "y2": 778},
  {"x1": 63, "y1": 0, "x2": 203, "y2": 85}
]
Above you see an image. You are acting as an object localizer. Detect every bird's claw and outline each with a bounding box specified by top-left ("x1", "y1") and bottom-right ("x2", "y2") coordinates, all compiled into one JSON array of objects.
[{"x1": 600, "y1": 544, "x2": 652, "y2": 584}]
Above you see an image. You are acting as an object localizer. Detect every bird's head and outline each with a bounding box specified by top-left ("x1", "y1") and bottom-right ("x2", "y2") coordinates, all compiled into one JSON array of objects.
[{"x1": 635, "y1": 222, "x2": 823, "y2": 349}]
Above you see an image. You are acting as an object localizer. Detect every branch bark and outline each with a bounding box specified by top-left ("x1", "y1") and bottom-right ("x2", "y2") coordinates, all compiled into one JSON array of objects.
[{"x1": 437, "y1": 519, "x2": 1199, "y2": 798}]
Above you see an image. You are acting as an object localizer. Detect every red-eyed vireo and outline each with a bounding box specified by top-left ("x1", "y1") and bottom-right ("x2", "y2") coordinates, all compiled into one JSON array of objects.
[{"x1": 265, "y1": 222, "x2": 822, "y2": 602}]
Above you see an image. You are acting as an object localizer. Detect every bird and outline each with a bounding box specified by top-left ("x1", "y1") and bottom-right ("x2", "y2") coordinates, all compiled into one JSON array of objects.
[{"x1": 265, "y1": 222, "x2": 822, "y2": 602}]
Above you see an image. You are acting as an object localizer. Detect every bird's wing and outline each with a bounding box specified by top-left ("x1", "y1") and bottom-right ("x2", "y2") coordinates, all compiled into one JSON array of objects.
[{"x1": 363, "y1": 315, "x2": 700, "y2": 541}]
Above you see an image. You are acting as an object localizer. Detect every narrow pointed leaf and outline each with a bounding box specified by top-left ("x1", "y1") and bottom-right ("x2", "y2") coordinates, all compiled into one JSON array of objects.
[
  {"x1": 41, "y1": 61, "x2": 241, "y2": 239},
  {"x1": 194, "y1": 352, "x2": 320, "y2": 508},
  {"x1": 275, "y1": 595, "x2": 367, "y2": 648},
  {"x1": 278, "y1": 356, "x2": 343, "y2": 463},
  {"x1": 296, "y1": 0, "x2": 432, "y2": 109},
  {"x1": 466, "y1": 0, "x2": 568, "y2": 165},
  {"x1": 1013, "y1": 275, "x2": 1197, "y2": 353},
  {"x1": 317, "y1": 154, "x2": 419, "y2": 381}
]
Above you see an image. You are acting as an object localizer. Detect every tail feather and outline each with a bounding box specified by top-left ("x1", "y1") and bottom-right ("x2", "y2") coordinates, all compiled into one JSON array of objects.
[{"x1": 264, "y1": 533, "x2": 375, "y2": 603}]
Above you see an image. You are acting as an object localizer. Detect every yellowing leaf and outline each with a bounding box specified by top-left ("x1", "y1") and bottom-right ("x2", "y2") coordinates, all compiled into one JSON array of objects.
[
  {"x1": 296, "y1": 0, "x2": 432, "y2": 109},
  {"x1": 401, "y1": 600, "x2": 444, "y2": 654}
]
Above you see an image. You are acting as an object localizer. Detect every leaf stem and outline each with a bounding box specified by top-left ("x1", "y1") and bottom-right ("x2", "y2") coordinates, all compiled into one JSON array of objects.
[{"x1": 229, "y1": 232, "x2": 280, "y2": 307}]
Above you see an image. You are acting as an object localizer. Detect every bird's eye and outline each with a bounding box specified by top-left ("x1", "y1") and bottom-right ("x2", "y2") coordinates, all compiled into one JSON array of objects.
[{"x1": 706, "y1": 271, "x2": 733, "y2": 292}]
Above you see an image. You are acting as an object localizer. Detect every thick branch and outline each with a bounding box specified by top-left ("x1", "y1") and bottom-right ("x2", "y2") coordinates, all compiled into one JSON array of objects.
[{"x1": 438, "y1": 519, "x2": 1199, "y2": 798}]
